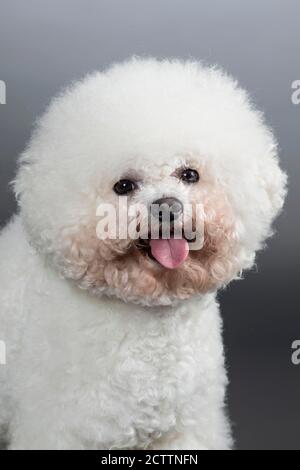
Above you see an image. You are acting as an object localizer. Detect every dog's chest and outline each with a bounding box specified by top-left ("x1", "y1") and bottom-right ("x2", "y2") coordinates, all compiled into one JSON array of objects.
[
  {"x1": 19, "y1": 283, "x2": 219, "y2": 448},
  {"x1": 65, "y1": 300, "x2": 217, "y2": 446}
]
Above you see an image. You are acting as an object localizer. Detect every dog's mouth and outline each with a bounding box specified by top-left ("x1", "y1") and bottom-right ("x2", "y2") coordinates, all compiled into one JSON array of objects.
[{"x1": 135, "y1": 227, "x2": 193, "y2": 269}]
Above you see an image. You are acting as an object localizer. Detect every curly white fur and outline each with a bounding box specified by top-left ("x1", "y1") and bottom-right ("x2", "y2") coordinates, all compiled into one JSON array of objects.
[{"x1": 0, "y1": 58, "x2": 287, "y2": 449}]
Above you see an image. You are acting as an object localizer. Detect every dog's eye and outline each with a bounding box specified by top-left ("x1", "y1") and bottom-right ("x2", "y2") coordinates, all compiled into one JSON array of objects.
[
  {"x1": 113, "y1": 179, "x2": 136, "y2": 195},
  {"x1": 179, "y1": 168, "x2": 199, "y2": 183}
]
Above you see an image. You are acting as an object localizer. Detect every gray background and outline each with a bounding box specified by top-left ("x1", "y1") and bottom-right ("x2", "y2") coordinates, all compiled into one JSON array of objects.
[{"x1": 0, "y1": 0, "x2": 299, "y2": 450}]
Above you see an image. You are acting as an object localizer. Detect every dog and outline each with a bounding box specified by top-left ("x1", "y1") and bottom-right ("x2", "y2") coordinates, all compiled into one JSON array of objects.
[{"x1": 0, "y1": 58, "x2": 287, "y2": 449}]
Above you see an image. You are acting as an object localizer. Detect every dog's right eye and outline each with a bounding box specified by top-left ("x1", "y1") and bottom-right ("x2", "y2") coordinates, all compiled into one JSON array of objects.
[{"x1": 113, "y1": 179, "x2": 136, "y2": 195}]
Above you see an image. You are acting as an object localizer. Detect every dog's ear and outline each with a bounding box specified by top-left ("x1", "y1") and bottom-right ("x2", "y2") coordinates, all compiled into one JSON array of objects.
[
  {"x1": 258, "y1": 151, "x2": 287, "y2": 231},
  {"x1": 13, "y1": 151, "x2": 49, "y2": 251},
  {"x1": 232, "y1": 145, "x2": 287, "y2": 275}
]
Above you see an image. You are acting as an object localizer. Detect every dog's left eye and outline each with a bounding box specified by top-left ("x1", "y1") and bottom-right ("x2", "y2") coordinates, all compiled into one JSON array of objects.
[
  {"x1": 113, "y1": 179, "x2": 137, "y2": 195},
  {"x1": 179, "y1": 168, "x2": 200, "y2": 183}
]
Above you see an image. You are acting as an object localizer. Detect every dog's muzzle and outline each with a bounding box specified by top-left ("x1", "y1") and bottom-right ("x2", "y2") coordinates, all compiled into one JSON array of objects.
[{"x1": 151, "y1": 197, "x2": 183, "y2": 222}]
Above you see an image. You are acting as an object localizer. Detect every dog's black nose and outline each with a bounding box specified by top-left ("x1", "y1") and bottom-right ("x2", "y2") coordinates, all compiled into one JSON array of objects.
[{"x1": 151, "y1": 197, "x2": 183, "y2": 222}]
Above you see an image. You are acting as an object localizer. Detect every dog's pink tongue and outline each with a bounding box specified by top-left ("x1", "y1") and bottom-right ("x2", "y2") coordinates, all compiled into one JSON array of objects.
[{"x1": 150, "y1": 238, "x2": 189, "y2": 269}]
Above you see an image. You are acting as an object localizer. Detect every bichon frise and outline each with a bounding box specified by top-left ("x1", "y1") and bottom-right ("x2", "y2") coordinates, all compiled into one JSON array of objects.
[{"x1": 0, "y1": 58, "x2": 287, "y2": 450}]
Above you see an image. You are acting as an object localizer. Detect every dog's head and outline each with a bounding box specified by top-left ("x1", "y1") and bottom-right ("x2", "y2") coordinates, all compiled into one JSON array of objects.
[{"x1": 15, "y1": 59, "x2": 287, "y2": 306}]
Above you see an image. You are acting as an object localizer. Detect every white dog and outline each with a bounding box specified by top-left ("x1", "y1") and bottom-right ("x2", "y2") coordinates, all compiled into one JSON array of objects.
[{"x1": 0, "y1": 58, "x2": 287, "y2": 450}]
